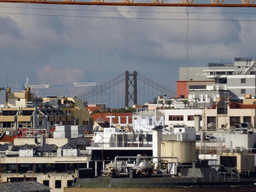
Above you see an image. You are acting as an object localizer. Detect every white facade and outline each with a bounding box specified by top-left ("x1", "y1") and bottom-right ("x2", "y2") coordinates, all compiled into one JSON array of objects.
[
  {"x1": 19, "y1": 149, "x2": 34, "y2": 157},
  {"x1": 54, "y1": 125, "x2": 86, "y2": 138},
  {"x1": 224, "y1": 131, "x2": 256, "y2": 150},
  {"x1": 161, "y1": 109, "x2": 204, "y2": 128},
  {"x1": 63, "y1": 149, "x2": 78, "y2": 157}
]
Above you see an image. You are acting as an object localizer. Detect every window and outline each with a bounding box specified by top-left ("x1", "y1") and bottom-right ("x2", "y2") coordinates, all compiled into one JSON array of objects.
[
  {"x1": 241, "y1": 89, "x2": 246, "y2": 94},
  {"x1": 207, "y1": 117, "x2": 216, "y2": 130},
  {"x1": 43, "y1": 180, "x2": 49, "y2": 187},
  {"x1": 189, "y1": 85, "x2": 206, "y2": 90},
  {"x1": 243, "y1": 116, "x2": 251, "y2": 123},
  {"x1": 67, "y1": 180, "x2": 73, "y2": 187},
  {"x1": 187, "y1": 115, "x2": 194, "y2": 121},
  {"x1": 216, "y1": 72, "x2": 226, "y2": 75},
  {"x1": 220, "y1": 156, "x2": 237, "y2": 168},
  {"x1": 219, "y1": 78, "x2": 227, "y2": 84},
  {"x1": 169, "y1": 115, "x2": 184, "y2": 121},
  {"x1": 241, "y1": 78, "x2": 246, "y2": 83},
  {"x1": 55, "y1": 180, "x2": 61, "y2": 188},
  {"x1": 3, "y1": 122, "x2": 11, "y2": 128},
  {"x1": 230, "y1": 116, "x2": 240, "y2": 126}
]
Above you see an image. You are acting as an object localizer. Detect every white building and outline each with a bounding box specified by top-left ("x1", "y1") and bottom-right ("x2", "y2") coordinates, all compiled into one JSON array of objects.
[
  {"x1": 179, "y1": 57, "x2": 256, "y2": 101},
  {"x1": 160, "y1": 109, "x2": 204, "y2": 129}
]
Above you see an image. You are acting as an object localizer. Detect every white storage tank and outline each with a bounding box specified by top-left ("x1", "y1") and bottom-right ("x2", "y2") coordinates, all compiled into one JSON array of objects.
[{"x1": 161, "y1": 141, "x2": 197, "y2": 164}]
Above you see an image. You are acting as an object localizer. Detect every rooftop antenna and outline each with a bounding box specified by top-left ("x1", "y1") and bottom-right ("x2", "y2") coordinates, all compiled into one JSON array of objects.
[{"x1": 6, "y1": 75, "x2": 8, "y2": 88}]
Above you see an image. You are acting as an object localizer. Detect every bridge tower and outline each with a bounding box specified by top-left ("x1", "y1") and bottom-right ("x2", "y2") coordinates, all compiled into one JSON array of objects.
[{"x1": 125, "y1": 71, "x2": 137, "y2": 107}]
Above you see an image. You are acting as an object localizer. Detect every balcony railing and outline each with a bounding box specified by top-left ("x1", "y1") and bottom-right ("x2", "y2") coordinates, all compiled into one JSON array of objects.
[{"x1": 90, "y1": 141, "x2": 152, "y2": 148}]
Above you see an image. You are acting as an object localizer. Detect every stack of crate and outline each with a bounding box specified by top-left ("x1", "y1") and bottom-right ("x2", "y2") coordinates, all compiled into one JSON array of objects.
[{"x1": 53, "y1": 125, "x2": 71, "y2": 138}]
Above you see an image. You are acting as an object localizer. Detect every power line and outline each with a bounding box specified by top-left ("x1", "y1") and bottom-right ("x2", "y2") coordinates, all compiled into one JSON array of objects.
[{"x1": 2, "y1": 5, "x2": 256, "y2": 15}]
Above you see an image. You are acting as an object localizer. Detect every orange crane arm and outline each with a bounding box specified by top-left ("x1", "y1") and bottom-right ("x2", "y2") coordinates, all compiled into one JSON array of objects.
[{"x1": 1, "y1": 0, "x2": 256, "y2": 7}]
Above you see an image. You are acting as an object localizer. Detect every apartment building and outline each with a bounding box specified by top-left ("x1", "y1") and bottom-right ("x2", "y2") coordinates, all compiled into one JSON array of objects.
[{"x1": 177, "y1": 58, "x2": 256, "y2": 102}]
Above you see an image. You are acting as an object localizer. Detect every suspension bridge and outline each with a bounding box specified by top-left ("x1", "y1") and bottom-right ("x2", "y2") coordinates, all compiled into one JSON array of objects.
[{"x1": 78, "y1": 71, "x2": 176, "y2": 108}]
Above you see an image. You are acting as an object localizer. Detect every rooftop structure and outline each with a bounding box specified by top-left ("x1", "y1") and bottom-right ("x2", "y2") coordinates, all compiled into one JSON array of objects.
[{"x1": 0, "y1": 181, "x2": 50, "y2": 192}]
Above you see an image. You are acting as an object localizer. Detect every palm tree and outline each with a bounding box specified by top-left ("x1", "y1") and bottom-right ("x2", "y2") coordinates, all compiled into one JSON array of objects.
[{"x1": 182, "y1": 100, "x2": 188, "y2": 109}]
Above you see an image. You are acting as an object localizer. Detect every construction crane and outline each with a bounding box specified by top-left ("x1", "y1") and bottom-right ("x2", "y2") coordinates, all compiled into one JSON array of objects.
[
  {"x1": 0, "y1": 0, "x2": 256, "y2": 7},
  {"x1": 25, "y1": 77, "x2": 97, "y2": 90},
  {"x1": 0, "y1": 78, "x2": 97, "y2": 98}
]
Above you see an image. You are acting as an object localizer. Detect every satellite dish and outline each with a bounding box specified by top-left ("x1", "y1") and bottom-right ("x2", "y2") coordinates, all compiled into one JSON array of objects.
[{"x1": 207, "y1": 122, "x2": 216, "y2": 130}]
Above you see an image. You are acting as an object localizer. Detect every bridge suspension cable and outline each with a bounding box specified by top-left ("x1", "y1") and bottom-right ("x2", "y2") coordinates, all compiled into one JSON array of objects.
[
  {"x1": 78, "y1": 72, "x2": 125, "y2": 101},
  {"x1": 137, "y1": 72, "x2": 176, "y2": 97}
]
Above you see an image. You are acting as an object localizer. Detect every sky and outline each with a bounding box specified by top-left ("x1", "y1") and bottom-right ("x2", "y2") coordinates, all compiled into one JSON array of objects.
[{"x1": 0, "y1": 0, "x2": 256, "y2": 106}]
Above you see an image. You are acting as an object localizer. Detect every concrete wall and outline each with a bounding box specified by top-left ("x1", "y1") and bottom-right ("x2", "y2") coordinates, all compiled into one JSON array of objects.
[
  {"x1": 224, "y1": 131, "x2": 256, "y2": 150},
  {"x1": 227, "y1": 75, "x2": 256, "y2": 99},
  {"x1": 176, "y1": 81, "x2": 188, "y2": 98},
  {"x1": 46, "y1": 138, "x2": 69, "y2": 147},
  {"x1": 14, "y1": 138, "x2": 36, "y2": 146},
  {"x1": 0, "y1": 156, "x2": 90, "y2": 164},
  {"x1": 179, "y1": 67, "x2": 208, "y2": 81}
]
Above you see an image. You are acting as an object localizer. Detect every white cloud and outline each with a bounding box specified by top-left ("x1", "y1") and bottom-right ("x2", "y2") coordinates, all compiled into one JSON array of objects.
[{"x1": 37, "y1": 65, "x2": 85, "y2": 84}]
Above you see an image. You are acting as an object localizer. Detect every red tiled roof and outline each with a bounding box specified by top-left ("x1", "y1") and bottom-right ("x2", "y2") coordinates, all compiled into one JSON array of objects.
[
  {"x1": 213, "y1": 102, "x2": 256, "y2": 109},
  {"x1": 85, "y1": 107, "x2": 102, "y2": 111},
  {"x1": 232, "y1": 103, "x2": 256, "y2": 109},
  {"x1": 0, "y1": 135, "x2": 14, "y2": 142},
  {"x1": 133, "y1": 105, "x2": 143, "y2": 109}
]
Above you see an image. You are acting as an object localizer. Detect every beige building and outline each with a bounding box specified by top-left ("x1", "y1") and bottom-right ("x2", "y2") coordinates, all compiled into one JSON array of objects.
[
  {"x1": 204, "y1": 104, "x2": 256, "y2": 130},
  {"x1": 5, "y1": 88, "x2": 33, "y2": 107},
  {"x1": 0, "y1": 137, "x2": 91, "y2": 192},
  {"x1": 0, "y1": 89, "x2": 91, "y2": 134}
]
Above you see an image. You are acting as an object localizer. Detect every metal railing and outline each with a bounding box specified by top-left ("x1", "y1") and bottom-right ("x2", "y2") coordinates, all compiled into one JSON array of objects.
[{"x1": 90, "y1": 141, "x2": 152, "y2": 148}]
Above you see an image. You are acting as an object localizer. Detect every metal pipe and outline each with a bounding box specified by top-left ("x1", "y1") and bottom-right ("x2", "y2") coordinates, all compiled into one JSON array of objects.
[{"x1": 114, "y1": 156, "x2": 179, "y2": 170}]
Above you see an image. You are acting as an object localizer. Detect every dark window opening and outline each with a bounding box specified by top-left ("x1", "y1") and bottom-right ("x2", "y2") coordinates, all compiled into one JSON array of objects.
[
  {"x1": 67, "y1": 180, "x2": 73, "y2": 187},
  {"x1": 3, "y1": 122, "x2": 11, "y2": 128},
  {"x1": 187, "y1": 115, "x2": 194, "y2": 121},
  {"x1": 189, "y1": 85, "x2": 206, "y2": 90},
  {"x1": 241, "y1": 78, "x2": 246, "y2": 84},
  {"x1": 230, "y1": 116, "x2": 240, "y2": 126},
  {"x1": 43, "y1": 180, "x2": 49, "y2": 187},
  {"x1": 218, "y1": 78, "x2": 227, "y2": 84},
  {"x1": 55, "y1": 180, "x2": 61, "y2": 188},
  {"x1": 169, "y1": 115, "x2": 184, "y2": 121},
  {"x1": 220, "y1": 156, "x2": 237, "y2": 168},
  {"x1": 207, "y1": 117, "x2": 216, "y2": 130},
  {"x1": 243, "y1": 116, "x2": 251, "y2": 123}
]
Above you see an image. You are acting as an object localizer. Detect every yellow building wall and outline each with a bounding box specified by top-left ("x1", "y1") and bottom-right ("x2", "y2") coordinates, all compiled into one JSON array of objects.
[
  {"x1": 0, "y1": 116, "x2": 15, "y2": 122},
  {"x1": 17, "y1": 116, "x2": 31, "y2": 122}
]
